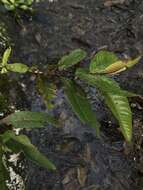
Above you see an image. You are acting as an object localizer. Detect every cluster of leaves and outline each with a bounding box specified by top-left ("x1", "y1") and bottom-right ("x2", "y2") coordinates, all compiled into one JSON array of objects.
[
  {"x1": 0, "y1": 111, "x2": 57, "y2": 189},
  {"x1": 58, "y1": 49, "x2": 141, "y2": 142},
  {"x1": 0, "y1": 0, "x2": 34, "y2": 11},
  {"x1": 0, "y1": 48, "x2": 57, "y2": 189},
  {"x1": 0, "y1": 47, "x2": 141, "y2": 189},
  {"x1": 0, "y1": 47, "x2": 29, "y2": 74}
]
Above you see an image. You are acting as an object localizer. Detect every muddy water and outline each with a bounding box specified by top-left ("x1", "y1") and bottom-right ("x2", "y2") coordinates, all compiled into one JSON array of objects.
[{"x1": 0, "y1": 0, "x2": 143, "y2": 190}]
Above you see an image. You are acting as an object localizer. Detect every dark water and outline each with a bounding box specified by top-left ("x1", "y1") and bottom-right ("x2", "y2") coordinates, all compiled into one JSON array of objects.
[{"x1": 0, "y1": 0, "x2": 143, "y2": 189}]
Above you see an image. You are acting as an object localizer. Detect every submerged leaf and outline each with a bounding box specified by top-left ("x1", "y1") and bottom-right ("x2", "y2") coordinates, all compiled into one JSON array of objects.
[
  {"x1": 58, "y1": 49, "x2": 87, "y2": 70},
  {"x1": 6, "y1": 63, "x2": 29, "y2": 73},
  {"x1": 89, "y1": 50, "x2": 118, "y2": 74},
  {"x1": 77, "y1": 166, "x2": 87, "y2": 186},
  {"x1": 76, "y1": 69, "x2": 132, "y2": 142},
  {"x1": 2, "y1": 131, "x2": 56, "y2": 171},
  {"x1": 37, "y1": 77, "x2": 56, "y2": 109},
  {"x1": 62, "y1": 78, "x2": 100, "y2": 137},
  {"x1": 1, "y1": 111, "x2": 58, "y2": 128}
]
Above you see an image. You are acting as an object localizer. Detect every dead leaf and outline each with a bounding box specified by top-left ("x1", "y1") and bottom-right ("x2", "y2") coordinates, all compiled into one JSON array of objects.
[
  {"x1": 77, "y1": 166, "x2": 87, "y2": 186},
  {"x1": 104, "y1": 0, "x2": 125, "y2": 7},
  {"x1": 87, "y1": 185, "x2": 100, "y2": 190},
  {"x1": 83, "y1": 144, "x2": 91, "y2": 162},
  {"x1": 62, "y1": 169, "x2": 76, "y2": 185}
]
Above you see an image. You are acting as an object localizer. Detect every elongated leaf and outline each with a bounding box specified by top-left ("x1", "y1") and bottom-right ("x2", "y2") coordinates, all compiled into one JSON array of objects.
[
  {"x1": 102, "y1": 92, "x2": 132, "y2": 142},
  {"x1": 62, "y1": 78, "x2": 100, "y2": 137},
  {"x1": 1, "y1": 111, "x2": 58, "y2": 128},
  {"x1": 2, "y1": 131, "x2": 56, "y2": 171},
  {"x1": 76, "y1": 69, "x2": 132, "y2": 142},
  {"x1": 37, "y1": 77, "x2": 56, "y2": 109},
  {"x1": 6, "y1": 63, "x2": 29, "y2": 73},
  {"x1": 76, "y1": 69, "x2": 120, "y2": 92},
  {"x1": 89, "y1": 50, "x2": 118, "y2": 74},
  {"x1": 58, "y1": 49, "x2": 87, "y2": 71},
  {"x1": 2, "y1": 47, "x2": 11, "y2": 66}
]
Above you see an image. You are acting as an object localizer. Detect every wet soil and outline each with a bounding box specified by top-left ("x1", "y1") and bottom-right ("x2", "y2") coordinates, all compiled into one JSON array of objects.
[{"x1": 0, "y1": 0, "x2": 143, "y2": 190}]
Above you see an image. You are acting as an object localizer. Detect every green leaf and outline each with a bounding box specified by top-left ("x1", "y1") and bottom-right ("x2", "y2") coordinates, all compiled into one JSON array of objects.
[
  {"x1": 37, "y1": 77, "x2": 56, "y2": 109},
  {"x1": 1, "y1": 68, "x2": 8, "y2": 74},
  {"x1": 89, "y1": 50, "x2": 118, "y2": 74},
  {"x1": 2, "y1": 47, "x2": 11, "y2": 66},
  {"x1": 58, "y1": 49, "x2": 87, "y2": 71},
  {"x1": 76, "y1": 69, "x2": 132, "y2": 142},
  {"x1": 6, "y1": 63, "x2": 29, "y2": 73},
  {"x1": 1, "y1": 0, "x2": 33, "y2": 10},
  {"x1": 0, "y1": 145, "x2": 9, "y2": 190},
  {"x1": 90, "y1": 50, "x2": 141, "y2": 74},
  {"x1": 76, "y1": 68, "x2": 120, "y2": 93},
  {"x1": 62, "y1": 78, "x2": 100, "y2": 137},
  {"x1": 122, "y1": 90, "x2": 139, "y2": 97},
  {"x1": 102, "y1": 92, "x2": 132, "y2": 142},
  {"x1": 1, "y1": 111, "x2": 58, "y2": 128},
  {"x1": 2, "y1": 131, "x2": 56, "y2": 171}
]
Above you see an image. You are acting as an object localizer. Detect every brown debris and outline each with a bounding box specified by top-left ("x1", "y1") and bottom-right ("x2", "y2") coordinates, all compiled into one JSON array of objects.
[
  {"x1": 77, "y1": 166, "x2": 87, "y2": 186},
  {"x1": 104, "y1": 0, "x2": 126, "y2": 7}
]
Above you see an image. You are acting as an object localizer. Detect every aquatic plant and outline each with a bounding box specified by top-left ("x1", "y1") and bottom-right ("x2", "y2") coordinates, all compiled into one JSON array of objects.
[
  {"x1": 59, "y1": 49, "x2": 141, "y2": 141},
  {"x1": 0, "y1": 0, "x2": 34, "y2": 11},
  {"x1": 0, "y1": 47, "x2": 57, "y2": 189},
  {"x1": 0, "y1": 47, "x2": 141, "y2": 189}
]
